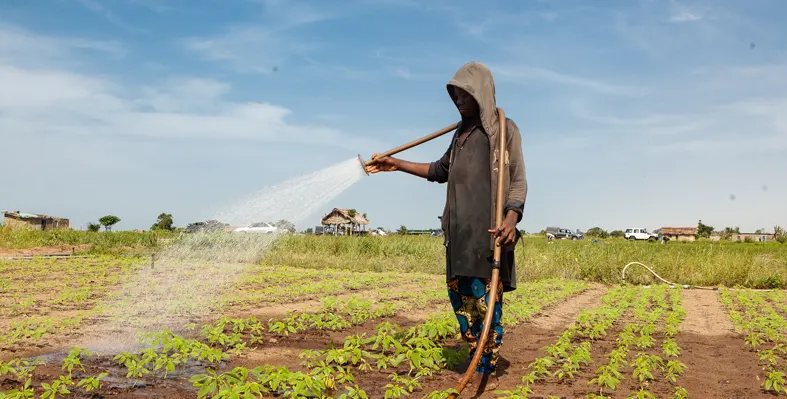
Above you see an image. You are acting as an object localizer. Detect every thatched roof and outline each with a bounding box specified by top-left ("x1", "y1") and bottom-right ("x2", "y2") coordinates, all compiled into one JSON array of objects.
[
  {"x1": 660, "y1": 227, "x2": 697, "y2": 236},
  {"x1": 321, "y1": 208, "x2": 369, "y2": 226}
]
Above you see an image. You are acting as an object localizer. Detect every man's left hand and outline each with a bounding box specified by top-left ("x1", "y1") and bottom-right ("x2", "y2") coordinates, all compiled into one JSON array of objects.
[{"x1": 489, "y1": 212, "x2": 519, "y2": 246}]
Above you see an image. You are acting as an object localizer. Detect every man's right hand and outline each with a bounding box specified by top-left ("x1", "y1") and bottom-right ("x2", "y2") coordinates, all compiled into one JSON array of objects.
[{"x1": 366, "y1": 154, "x2": 399, "y2": 174}]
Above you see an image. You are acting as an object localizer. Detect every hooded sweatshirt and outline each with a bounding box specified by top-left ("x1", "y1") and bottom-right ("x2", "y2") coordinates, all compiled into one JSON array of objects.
[{"x1": 426, "y1": 62, "x2": 528, "y2": 292}]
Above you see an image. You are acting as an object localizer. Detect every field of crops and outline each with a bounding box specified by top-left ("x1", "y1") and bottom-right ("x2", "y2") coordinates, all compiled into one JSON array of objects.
[{"x1": 2, "y1": 233, "x2": 787, "y2": 398}]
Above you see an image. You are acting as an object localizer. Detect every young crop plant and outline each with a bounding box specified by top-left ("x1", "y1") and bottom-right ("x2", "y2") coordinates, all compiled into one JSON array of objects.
[
  {"x1": 720, "y1": 287, "x2": 787, "y2": 394},
  {"x1": 763, "y1": 370, "x2": 787, "y2": 394}
]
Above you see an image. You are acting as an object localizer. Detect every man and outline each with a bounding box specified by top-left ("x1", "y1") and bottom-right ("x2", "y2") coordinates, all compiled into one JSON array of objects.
[{"x1": 366, "y1": 61, "x2": 527, "y2": 392}]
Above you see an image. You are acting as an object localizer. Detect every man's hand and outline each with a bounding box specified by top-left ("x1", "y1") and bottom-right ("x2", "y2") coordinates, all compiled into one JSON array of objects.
[
  {"x1": 365, "y1": 154, "x2": 399, "y2": 174},
  {"x1": 489, "y1": 211, "x2": 519, "y2": 246}
]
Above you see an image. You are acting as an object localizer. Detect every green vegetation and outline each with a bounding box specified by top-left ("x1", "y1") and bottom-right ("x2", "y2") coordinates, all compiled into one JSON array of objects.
[
  {"x1": 98, "y1": 215, "x2": 121, "y2": 232},
  {"x1": 499, "y1": 284, "x2": 688, "y2": 399},
  {"x1": 150, "y1": 213, "x2": 175, "y2": 231},
  {"x1": 2, "y1": 226, "x2": 786, "y2": 287},
  {"x1": 721, "y1": 288, "x2": 787, "y2": 395},
  {"x1": 0, "y1": 225, "x2": 168, "y2": 254},
  {"x1": 267, "y1": 234, "x2": 787, "y2": 288}
]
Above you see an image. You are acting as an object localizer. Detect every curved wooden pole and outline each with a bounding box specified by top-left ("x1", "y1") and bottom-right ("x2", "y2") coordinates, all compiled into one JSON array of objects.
[
  {"x1": 358, "y1": 122, "x2": 460, "y2": 175},
  {"x1": 448, "y1": 107, "x2": 507, "y2": 398}
]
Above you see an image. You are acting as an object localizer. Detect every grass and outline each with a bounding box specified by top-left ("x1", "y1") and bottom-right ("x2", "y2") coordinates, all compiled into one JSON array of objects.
[
  {"x1": 1, "y1": 226, "x2": 786, "y2": 288},
  {"x1": 0, "y1": 225, "x2": 169, "y2": 254},
  {"x1": 265, "y1": 235, "x2": 787, "y2": 289}
]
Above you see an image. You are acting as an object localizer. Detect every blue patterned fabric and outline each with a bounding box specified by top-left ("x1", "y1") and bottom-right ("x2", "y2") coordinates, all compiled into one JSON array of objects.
[{"x1": 447, "y1": 276, "x2": 504, "y2": 374}]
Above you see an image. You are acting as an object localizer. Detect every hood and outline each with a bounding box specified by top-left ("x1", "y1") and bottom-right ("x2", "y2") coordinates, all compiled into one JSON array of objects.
[{"x1": 447, "y1": 62, "x2": 499, "y2": 137}]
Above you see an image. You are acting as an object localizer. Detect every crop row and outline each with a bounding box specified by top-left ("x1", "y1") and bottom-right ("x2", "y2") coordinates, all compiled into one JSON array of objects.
[
  {"x1": 0, "y1": 278, "x2": 588, "y2": 398},
  {"x1": 499, "y1": 284, "x2": 688, "y2": 399},
  {"x1": 188, "y1": 279, "x2": 590, "y2": 399},
  {"x1": 720, "y1": 288, "x2": 787, "y2": 395},
  {"x1": 0, "y1": 259, "x2": 445, "y2": 351}
]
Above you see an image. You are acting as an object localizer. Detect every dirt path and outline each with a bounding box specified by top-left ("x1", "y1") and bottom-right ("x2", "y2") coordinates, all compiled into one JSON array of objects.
[
  {"x1": 0, "y1": 245, "x2": 90, "y2": 257},
  {"x1": 677, "y1": 289, "x2": 768, "y2": 398},
  {"x1": 417, "y1": 285, "x2": 609, "y2": 398},
  {"x1": 681, "y1": 289, "x2": 735, "y2": 335}
]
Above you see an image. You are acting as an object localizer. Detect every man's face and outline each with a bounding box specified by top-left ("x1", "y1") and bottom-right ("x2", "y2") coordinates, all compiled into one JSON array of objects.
[{"x1": 453, "y1": 87, "x2": 479, "y2": 118}]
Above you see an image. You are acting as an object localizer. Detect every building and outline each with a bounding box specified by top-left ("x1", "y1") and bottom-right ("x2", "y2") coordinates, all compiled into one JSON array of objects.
[
  {"x1": 320, "y1": 208, "x2": 369, "y2": 235},
  {"x1": 660, "y1": 227, "x2": 697, "y2": 242},
  {"x1": 1, "y1": 210, "x2": 70, "y2": 231},
  {"x1": 731, "y1": 232, "x2": 776, "y2": 242}
]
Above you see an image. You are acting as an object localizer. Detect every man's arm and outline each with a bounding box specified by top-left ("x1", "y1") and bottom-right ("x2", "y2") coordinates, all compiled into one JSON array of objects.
[
  {"x1": 369, "y1": 137, "x2": 453, "y2": 182},
  {"x1": 389, "y1": 159, "x2": 431, "y2": 179}
]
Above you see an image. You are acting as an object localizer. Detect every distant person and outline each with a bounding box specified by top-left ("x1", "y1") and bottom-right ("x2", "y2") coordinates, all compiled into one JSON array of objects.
[{"x1": 366, "y1": 62, "x2": 527, "y2": 392}]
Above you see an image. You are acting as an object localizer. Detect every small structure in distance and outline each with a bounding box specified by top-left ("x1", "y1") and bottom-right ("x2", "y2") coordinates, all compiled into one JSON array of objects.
[
  {"x1": 660, "y1": 227, "x2": 697, "y2": 242},
  {"x1": 1, "y1": 210, "x2": 69, "y2": 230},
  {"x1": 321, "y1": 208, "x2": 369, "y2": 235}
]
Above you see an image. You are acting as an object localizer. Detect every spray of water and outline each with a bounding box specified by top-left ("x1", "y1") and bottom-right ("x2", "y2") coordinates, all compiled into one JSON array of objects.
[{"x1": 84, "y1": 157, "x2": 367, "y2": 353}]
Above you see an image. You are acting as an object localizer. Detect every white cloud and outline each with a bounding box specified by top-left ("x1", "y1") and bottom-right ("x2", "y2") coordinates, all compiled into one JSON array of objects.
[
  {"x1": 0, "y1": 25, "x2": 381, "y2": 151},
  {"x1": 76, "y1": 0, "x2": 148, "y2": 33},
  {"x1": 493, "y1": 65, "x2": 644, "y2": 96},
  {"x1": 127, "y1": 0, "x2": 174, "y2": 13},
  {"x1": 667, "y1": 0, "x2": 705, "y2": 23},
  {"x1": 184, "y1": 26, "x2": 313, "y2": 74},
  {"x1": 669, "y1": 11, "x2": 702, "y2": 22},
  {"x1": 0, "y1": 24, "x2": 126, "y2": 64},
  {"x1": 184, "y1": 0, "x2": 341, "y2": 73}
]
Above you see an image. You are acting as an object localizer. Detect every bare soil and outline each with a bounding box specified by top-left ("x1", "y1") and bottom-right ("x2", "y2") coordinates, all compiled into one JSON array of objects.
[
  {"x1": 0, "y1": 245, "x2": 90, "y2": 257},
  {"x1": 677, "y1": 289, "x2": 769, "y2": 399},
  {"x1": 0, "y1": 283, "x2": 776, "y2": 398}
]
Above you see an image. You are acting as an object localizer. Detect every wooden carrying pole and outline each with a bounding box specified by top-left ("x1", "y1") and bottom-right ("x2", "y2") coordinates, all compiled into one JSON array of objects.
[
  {"x1": 448, "y1": 108, "x2": 507, "y2": 398},
  {"x1": 358, "y1": 122, "x2": 460, "y2": 175}
]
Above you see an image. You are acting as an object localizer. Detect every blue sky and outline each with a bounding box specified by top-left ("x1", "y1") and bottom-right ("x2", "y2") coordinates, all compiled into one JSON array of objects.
[{"x1": 1, "y1": 0, "x2": 785, "y2": 233}]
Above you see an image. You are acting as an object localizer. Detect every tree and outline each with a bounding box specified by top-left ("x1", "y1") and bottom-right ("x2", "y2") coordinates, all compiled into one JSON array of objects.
[
  {"x1": 397, "y1": 225, "x2": 408, "y2": 235},
  {"x1": 151, "y1": 213, "x2": 174, "y2": 231},
  {"x1": 99, "y1": 215, "x2": 120, "y2": 232},
  {"x1": 305, "y1": 227, "x2": 314, "y2": 234},
  {"x1": 696, "y1": 220, "x2": 714, "y2": 239},
  {"x1": 184, "y1": 220, "x2": 228, "y2": 234},
  {"x1": 585, "y1": 227, "x2": 609, "y2": 239},
  {"x1": 755, "y1": 228, "x2": 765, "y2": 234},
  {"x1": 87, "y1": 222, "x2": 101, "y2": 232},
  {"x1": 348, "y1": 209, "x2": 357, "y2": 218},
  {"x1": 775, "y1": 226, "x2": 786, "y2": 244},
  {"x1": 274, "y1": 219, "x2": 296, "y2": 233},
  {"x1": 721, "y1": 227, "x2": 740, "y2": 240},
  {"x1": 610, "y1": 230, "x2": 624, "y2": 238}
]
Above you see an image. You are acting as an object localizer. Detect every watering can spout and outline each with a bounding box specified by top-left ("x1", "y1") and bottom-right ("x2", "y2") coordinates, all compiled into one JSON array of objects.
[{"x1": 358, "y1": 154, "x2": 370, "y2": 176}]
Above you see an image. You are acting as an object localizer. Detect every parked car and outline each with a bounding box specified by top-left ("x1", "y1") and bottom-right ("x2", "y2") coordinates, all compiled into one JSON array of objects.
[
  {"x1": 233, "y1": 222, "x2": 280, "y2": 234},
  {"x1": 370, "y1": 228, "x2": 388, "y2": 236},
  {"x1": 624, "y1": 228, "x2": 658, "y2": 241},
  {"x1": 545, "y1": 226, "x2": 583, "y2": 240}
]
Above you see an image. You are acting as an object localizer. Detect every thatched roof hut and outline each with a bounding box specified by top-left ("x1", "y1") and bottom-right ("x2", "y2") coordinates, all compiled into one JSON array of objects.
[
  {"x1": 660, "y1": 227, "x2": 697, "y2": 242},
  {"x1": 321, "y1": 208, "x2": 369, "y2": 226},
  {"x1": 660, "y1": 227, "x2": 697, "y2": 236}
]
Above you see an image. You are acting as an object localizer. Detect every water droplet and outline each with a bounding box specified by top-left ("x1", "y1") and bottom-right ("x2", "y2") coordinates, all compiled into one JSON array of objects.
[{"x1": 730, "y1": 194, "x2": 736, "y2": 201}]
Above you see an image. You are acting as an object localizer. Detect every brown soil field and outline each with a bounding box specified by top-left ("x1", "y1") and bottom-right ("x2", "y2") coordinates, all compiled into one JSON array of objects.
[{"x1": 0, "y1": 257, "x2": 781, "y2": 399}]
